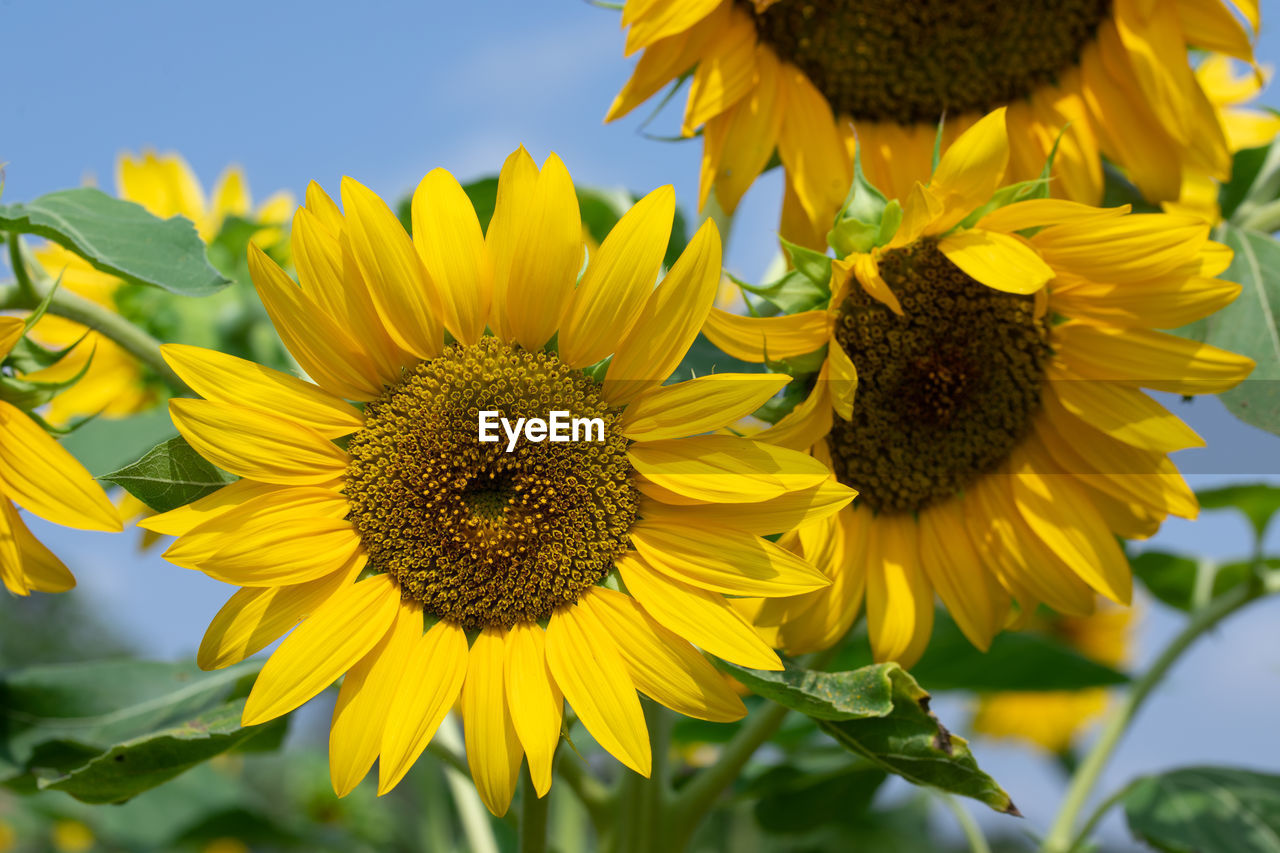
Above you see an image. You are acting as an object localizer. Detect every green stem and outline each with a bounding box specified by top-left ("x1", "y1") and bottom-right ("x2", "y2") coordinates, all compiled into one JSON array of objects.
[
  {"x1": 610, "y1": 701, "x2": 672, "y2": 853},
  {"x1": 1061, "y1": 779, "x2": 1140, "y2": 853},
  {"x1": 556, "y1": 747, "x2": 613, "y2": 833},
  {"x1": 1042, "y1": 578, "x2": 1271, "y2": 852},
  {"x1": 941, "y1": 793, "x2": 992, "y2": 853},
  {"x1": 667, "y1": 699, "x2": 790, "y2": 851},
  {"x1": 0, "y1": 281, "x2": 186, "y2": 392},
  {"x1": 8, "y1": 237, "x2": 39, "y2": 302},
  {"x1": 520, "y1": 764, "x2": 551, "y2": 853}
]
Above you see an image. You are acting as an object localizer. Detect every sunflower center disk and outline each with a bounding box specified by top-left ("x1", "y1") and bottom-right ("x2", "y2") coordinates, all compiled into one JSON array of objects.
[
  {"x1": 827, "y1": 239, "x2": 1050, "y2": 514},
  {"x1": 345, "y1": 338, "x2": 637, "y2": 630},
  {"x1": 744, "y1": 0, "x2": 1112, "y2": 124}
]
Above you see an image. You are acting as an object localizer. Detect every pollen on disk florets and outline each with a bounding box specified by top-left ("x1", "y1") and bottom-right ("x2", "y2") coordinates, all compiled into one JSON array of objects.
[
  {"x1": 743, "y1": 0, "x2": 1112, "y2": 124},
  {"x1": 826, "y1": 238, "x2": 1051, "y2": 514},
  {"x1": 345, "y1": 337, "x2": 637, "y2": 630}
]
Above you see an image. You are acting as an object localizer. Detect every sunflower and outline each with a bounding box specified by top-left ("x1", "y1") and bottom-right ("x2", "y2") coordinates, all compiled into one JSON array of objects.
[
  {"x1": 29, "y1": 150, "x2": 294, "y2": 425},
  {"x1": 608, "y1": 0, "x2": 1261, "y2": 247},
  {"x1": 0, "y1": 317, "x2": 123, "y2": 595},
  {"x1": 139, "y1": 148, "x2": 854, "y2": 815},
  {"x1": 1164, "y1": 54, "x2": 1280, "y2": 223},
  {"x1": 972, "y1": 605, "x2": 1132, "y2": 754},
  {"x1": 704, "y1": 110, "x2": 1255, "y2": 666}
]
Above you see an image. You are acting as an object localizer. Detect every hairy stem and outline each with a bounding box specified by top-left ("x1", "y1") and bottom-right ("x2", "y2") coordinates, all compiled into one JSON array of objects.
[{"x1": 1043, "y1": 576, "x2": 1273, "y2": 852}]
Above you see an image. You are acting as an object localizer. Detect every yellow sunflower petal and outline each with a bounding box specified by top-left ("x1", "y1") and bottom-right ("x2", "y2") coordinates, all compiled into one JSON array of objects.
[
  {"x1": 503, "y1": 622, "x2": 563, "y2": 799},
  {"x1": 0, "y1": 317, "x2": 23, "y2": 361},
  {"x1": 242, "y1": 574, "x2": 400, "y2": 726},
  {"x1": 977, "y1": 199, "x2": 1130, "y2": 233},
  {"x1": 10, "y1": 505, "x2": 76, "y2": 594},
  {"x1": 0, "y1": 400, "x2": 121, "y2": 532},
  {"x1": 329, "y1": 599, "x2": 422, "y2": 797},
  {"x1": 139, "y1": 479, "x2": 288, "y2": 538},
  {"x1": 755, "y1": 363, "x2": 834, "y2": 452},
  {"x1": 624, "y1": 0, "x2": 722, "y2": 54},
  {"x1": 1009, "y1": 440, "x2": 1133, "y2": 606},
  {"x1": 162, "y1": 344, "x2": 363, "y2": 439},
  {"x1": 917, "y1": 502, "x2": 1007, "y2": 652},
  {"x1": 630, "y1": 435, "x2": 831, "y2": 504},
  {"x1": 852, "y1": 254, "x2": 904, "y2": 315},
  {"x1": 700, "y1": 307, "x2": 829, "y2": 363},
  {"x1": 463, "y1": 628, "x2": 525, "y2": 817},
  {"x1": 638, "y1": 477, "x2": 853, "y2": 535},
  {"x1": 682, "y1": 9, "x2": 757, "y2": 135},
  {"x1": 1049, "y1": 274, "x2": 1241, "y2": 329},
  {"x1": 546, "y1": 601, "x2": 651, "y2": 778},
  {"x1": 197, "y1": 555, "x2": 362, "y2": 671},
  {"x1": 928, "y1": 107, "x2": 1010, "y2": 231},
  {"x1": 1045, "y1": 360, "x2": 1203, "y2": 453},
  {"x1": 1032, "y1": 213, "x2": 1207, "y2": 282},
  {"x1": 775, "y1": 505, "x2": 871, "y2": 654},
  {"x1": 616, "y1": 552, "x2": 781, "y2": 670},
  {"x1": 0, "y1": 499, "x2": 32, "y2": 595},
  {"x1": 247, "y1": 242, "x2": 384, "y2": 401},
  {"x1": 604, "y1": 220, "x2": 722, "y2": 405},
  {"x1": 864, "y1": 514, "x2": 934, "y2": 668},
  {"x1": 559, "y1": 185, "x2": 675, "y2": 368},
  {"x1": 776, "y1": 64, "x2": 850, "y2": 231},
  {"x1": 500, "y1": 153, "x2": 583, "y2": 352},
  {"x1": 713, "y1": 45, "x2": 787, "y2": 212},
  {"x1": 341, "y1": 177, "x2": 443, "y2": 359},
  {"x1": 826, "y1": 337, "x2": 858, "y2": 420},
  {"x1": 169, "y1": 399, "x2": 349, "y2": 486},
  {"x1": 1055, "y1": 321, "x2": 1254, "y2": 394},
  {"x1": 378, "y1": 620, "x2": 469, "y2": 795},
  {"x1": 586, "y1": 587, "x2": 746, "y2": 722},
  {"x1": 630, "y1": 519, "x2": 830, "y2": 596},
  {"x1": 620, "y1": 373, "x2": 788, "y2": 441},
  {"x1": 411, "y1": 168, "x2": 492, "y2": 346},
  {"x1": 487, "y1": 147, "x2": 541, "y2": 341},
  {"x1": 937, "y1": 229, "x2": 1054, "y2": 295}
]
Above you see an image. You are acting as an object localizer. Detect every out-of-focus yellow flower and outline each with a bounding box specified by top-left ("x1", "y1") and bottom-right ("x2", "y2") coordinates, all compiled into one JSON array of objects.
[
  {"x1": 29, "y1": 150, "x2": 294, "y2": 425},
  {"x1": 972, "y1": 606, "x2": 1132, "y2": 754},
  {"x1": 1165, "y1": 56, "x2": 1280, "y2": 223},
  {"x1": 0, "y1": 819, "x2": 15, "y2": 853},
  {"x1": 202, "y1": 839, "x2": 250, "y2": 853},
  {"x1": 51, "y1": 819, "x2": 94, "y2": 853}
]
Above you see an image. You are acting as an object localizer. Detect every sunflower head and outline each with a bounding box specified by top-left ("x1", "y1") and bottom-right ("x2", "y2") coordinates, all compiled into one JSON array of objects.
[
  {"x1": 145, "y1": 148, "x2": 854, "y2": 815},
  {"x1": 708, "y1": 109, "x2": 1254, "y2": 666}
]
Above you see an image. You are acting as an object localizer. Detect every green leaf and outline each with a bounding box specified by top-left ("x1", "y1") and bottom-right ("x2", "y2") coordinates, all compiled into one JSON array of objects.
[
  {"x1": 1132, "y1": 550, "x2": 1273, "y2": 613},
  {"x1": 732, "y1": 269, "x2": 829, "y2": 315},
  {"x1": 749, "y1": 765, "x2": 886, "y2": 834},
  {"x1": 1222, "y1": 140, "x2": 1279, "y2": 223},
  {"x1": 1124, "y1": 766, "x2": 1280, "y2": 853},
  {"x1": 101, "y1": 435, "x2": 236, "y2": 512},
  {"x1": 1207, "y1": 226, "x2": 1280, "y2": 436},
  {"x1": 832, "y1": 611, "x2": 1128, "y2": 692},
  {"x1": 718, "y1": 660, "x2": 1017, "y2": 813},
  {"x1": 1197, "y1": 482, "x2": 1280, "y2": 542},
  {"x1": 779, "y1": 238, "x2": 833, "y2": 290},
  {"x1": 0, "y1": 660, "x2": 283, "y2": 803},
  {"x1": 0, "y1": 188, "x2": 228, "y2": 296}
]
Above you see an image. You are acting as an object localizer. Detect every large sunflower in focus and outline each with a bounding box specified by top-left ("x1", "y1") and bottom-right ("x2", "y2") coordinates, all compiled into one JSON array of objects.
[
  {"x1": 0, "y1": 318, "x2": 122, "y2": 595},
  {"x1": 608, "y1": 0, "x2": 1261, "y2": 246},
  {"x1": 706, "y1": 110, "x2": 1254, "y2": 666},
  {"x1": 140, "y1": 148, "x2": 853, "y2": 814},
  {"x1": 29, "y1": 150, "x2": 293, "y2": 424}
]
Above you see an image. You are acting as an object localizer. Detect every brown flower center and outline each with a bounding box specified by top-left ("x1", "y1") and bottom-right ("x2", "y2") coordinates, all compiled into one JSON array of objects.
[
  {"x1": 743, "y1": 0, "x2": 1112, "y2": 124},
  {"x1": 826, "y1": 238, "x2": 1050, "y2": 513},
  {"x1": 345, "y1": 338, "x2": 637, "y2": 629}
]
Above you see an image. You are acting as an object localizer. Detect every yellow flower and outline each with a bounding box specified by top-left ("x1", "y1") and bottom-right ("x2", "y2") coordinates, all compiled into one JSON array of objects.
[
  {"x1": 140, "y1": 148, "x2": 853, "y2": 815},
  {"x1": 609, "y1": 0, "x2": 1261, "y2": 247},
  {"x1": 29, "y1": 150, "x2": 294, "y2": 425},
  {"x1": 973, "y1": 606, "x2": 1132, "y2": 754},
  {"x1": 0, "y1": 318, "x2": 123, "y2": 595},
  {"x1": 705, "y1": 110, "x2": 1255, "y2": 666},
  {"x1": 1164, "y1": 55, "x2": 1280, "y2": 223},
  {"x1": 50, "y1": 820, "x2": 94, "y2": 853}
]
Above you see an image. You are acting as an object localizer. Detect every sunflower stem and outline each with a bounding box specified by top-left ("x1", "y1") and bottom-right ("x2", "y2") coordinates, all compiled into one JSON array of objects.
[
  {"x1": 1042, "y1": 572, "x2": 1275, "y2": 853},
  {"x1": 611, "y1": 700, "x2": 671, "y2": 853},
  {"x1": 940, "y1": 793, "x2": 992, "y2": 853},
  {"x1": 0, "y1": 240, "x2": 187, "y2": 392},
  {"x1": 519, "y1": 765, "x2": 550, "y2": 853},
  {"x1": 666, "y1": 699, "x2": 790, "y2": 851},
  {"x1": 556, "y1": 745, "x2": 613, "y2": 831}
]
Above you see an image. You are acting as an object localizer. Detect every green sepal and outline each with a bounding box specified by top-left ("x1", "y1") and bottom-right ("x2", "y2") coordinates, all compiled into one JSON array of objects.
[{"x1": 0, "y1": 341, "x2": 94, "y2": 410}]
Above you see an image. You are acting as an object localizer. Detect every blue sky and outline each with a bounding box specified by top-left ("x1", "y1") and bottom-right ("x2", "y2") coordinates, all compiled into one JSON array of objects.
[{"x1": 6, "y1": 1, "x2": 1280, "y2": 846}]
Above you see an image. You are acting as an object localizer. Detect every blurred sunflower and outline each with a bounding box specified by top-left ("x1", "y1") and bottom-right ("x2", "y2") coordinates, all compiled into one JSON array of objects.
[
  {"x1": 0, "y1": 317, "x2": 122, "y2": 595},
  {"x1": 973, "y1": 606, "x2": 1132, "y2": 755},
  {"x1": 608, "y1": 0, "x2": 1260, "y2": 246},
  {"x1": 707, "y1": 110, "x2": 1254, "y2": 666},
  {"x1": 140, "y1": 148, "x2": 853, "y2": 815},
  {"x1": 1165, "y1": 55, "x2": 1280, "y2": 223},
  {"x1": 29, "y1": 150, "x2": 293, "y2": 425}
]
